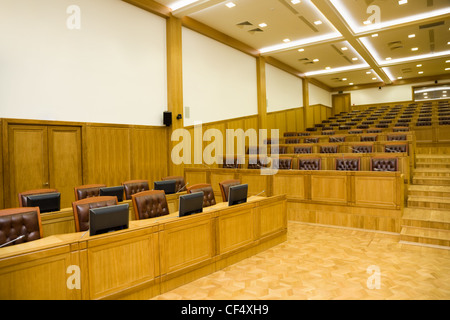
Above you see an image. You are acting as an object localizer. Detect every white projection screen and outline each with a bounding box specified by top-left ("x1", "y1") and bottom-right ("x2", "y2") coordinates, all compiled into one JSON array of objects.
[
  {"x1": 182, "y1": 27, "x2": 258, "y2": 127},
  {"x1": 0, "y1": 0, "x2": 167, "y2": 126}
]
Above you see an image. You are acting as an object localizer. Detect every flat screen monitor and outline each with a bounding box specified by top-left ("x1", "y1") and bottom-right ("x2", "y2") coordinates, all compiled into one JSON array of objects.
[
  {"x1": 89, "y1": 203, "x2": 129, "y2": 236},
  {"x1": 154, "y1": 180, "x2": 177, "y2": 194},
  {"x1": 228, "y1": 184, "x2": 248, "y2": 206},
  {"x1": 99, "y1": 186, "x2": 124, "y2": 202},
  {"x1": 26, "y1": 192, "x2": 61, "y2": 213},
  {"x1": 178, "y1": 191, "x2": 204, "y2": 217}
]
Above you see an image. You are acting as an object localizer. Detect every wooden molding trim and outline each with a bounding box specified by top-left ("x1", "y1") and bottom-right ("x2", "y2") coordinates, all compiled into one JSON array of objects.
[{"x1": 122, "y1": 0, "x2": 171, "y2": 18}]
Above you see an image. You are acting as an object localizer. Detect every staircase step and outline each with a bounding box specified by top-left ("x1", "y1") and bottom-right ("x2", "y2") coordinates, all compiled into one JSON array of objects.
[
  {"x1": 413, "y1": 168, "x2": 450, "y2": 177},
  {"x1": 402, "y1": 208, "x2": 450, "y2": 230},
  {"x1": 412, "y1": 176, "x2": 450, "y2": 186},
  {"x1": 416, "y1": 161, "x2": 450, "y2": 169},
  {"x1": 407, "y1": 196, "x2": 450, "y2": 210},
  {"x1": 415, "y1": 154, "x2": 450, "y2": 161},
  {"x1": 400, "y1": 226, "x2": 450, "y2": 247},
  {"x1": 407, "y1": 185, "x2": 450, "y2": 198}
]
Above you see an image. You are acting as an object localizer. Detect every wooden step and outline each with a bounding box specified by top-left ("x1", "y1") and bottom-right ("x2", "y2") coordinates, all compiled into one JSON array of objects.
[
  {"x1": 413, "y1": 168, "x2": 450, "y2": 178},
  {"x1": 416, "y1": 161, "x2": 450, "y2": 169},
  {"x1": 407, "y1": 196, "x2": 450, "y2": 210},
  {"x1": 408, "y1": 185, "x2": 450, "y2": 198},
  {"x1": 400, "y1": 226, "x2": 450, "y2": 247},
  {"x1": 412, "y1": 176, "x2": 450, "y2": 186},
  {"x1": 402, "y1": 208, "x2": 450, "y2": 230},
  {"x1": 415, "y1": 154, "x2": 450, "y2": 162}
]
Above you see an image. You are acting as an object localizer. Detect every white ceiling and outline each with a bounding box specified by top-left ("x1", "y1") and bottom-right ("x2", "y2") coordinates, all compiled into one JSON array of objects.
[{"x1": 155, "y1": 0, "x2": 450, "y2": 89}]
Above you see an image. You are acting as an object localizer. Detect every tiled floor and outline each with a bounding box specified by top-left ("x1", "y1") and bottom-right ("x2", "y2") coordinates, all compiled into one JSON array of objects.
[{"x1": 153, "y1": 222, "x2": 450, "y2": 300}]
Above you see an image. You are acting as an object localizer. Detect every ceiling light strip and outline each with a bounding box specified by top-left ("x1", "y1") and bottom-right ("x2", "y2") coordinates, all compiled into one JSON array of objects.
[
  {"x1": 304, "y1": 63, "x2": 369, "y2": 76},
  {"x1": 259, "y1": 33, "x2": 342, "y2": 54}
]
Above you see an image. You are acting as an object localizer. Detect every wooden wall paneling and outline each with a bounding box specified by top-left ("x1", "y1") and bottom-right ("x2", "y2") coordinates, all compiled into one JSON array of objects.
[
  {"x1": 275, "y1": 111, "x2": 287, "y2": 137},
  {"x1": 0, "y1": 120, "x2": 3, "y2": 209},
  {"x1": 48, "y1": 126, "x2": 83, "y2": 209},
  {"x1": 130, "y1": 127, "x2": 168, "y2": 187},
  {"x1": 84, "y1": 125, "x2": 131, "y2": 187},
  {"x1": 295, "y1": 108, "x2": 305, "y2": 132},
  {"x1": 7, "y1": 124, "x2": 49, "y2": 208},
  {"x1": 310, "y1": 172, "x2": 347, "y2": 204}
]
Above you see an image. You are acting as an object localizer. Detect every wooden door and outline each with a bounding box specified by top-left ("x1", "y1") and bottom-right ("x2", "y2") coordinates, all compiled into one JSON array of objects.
[
  {"x1": 48, "y1": 126, "x2": 82, "y2": 208},
  {"x1": 8, "y1": 125, "x2": 49, "y2": 208},
  {"x1": 332, "y1": 94, "x2": 351, "y2": 115}
]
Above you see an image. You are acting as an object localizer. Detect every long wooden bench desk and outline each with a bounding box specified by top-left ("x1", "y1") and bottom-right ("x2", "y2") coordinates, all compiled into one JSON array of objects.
[
  {"x1": 0, "y1": 195, "x2": 286, "y2": 300},
  {"x1": 185, "y1": 167, "x2": 404, "y2": 233}
]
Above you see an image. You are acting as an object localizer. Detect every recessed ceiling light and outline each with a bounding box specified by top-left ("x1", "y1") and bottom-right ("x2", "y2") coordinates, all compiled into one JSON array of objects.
[
  {"x1": 398, "y1": 0, "x2": 408, "y2": 5},
  {"x1": 314, "y1": 20, "x2": 323, "y2": 25},
  {"x1": 259, "y1": 23, "x2": 267, "y2": 28},
  {"x1": 416, "y1": 64, "x2": 422, "y2": 67},
  {"x1": 446, "y1": 60, "x2": 450, "y2": 63},
  {"x1": 418, "y1": 71, "x2": 424, "y2": 74},
  {"x1": 448, "y1": 42, "x2": 450, "y2": 45},
  {"x1": 444, "y1": 95, "x2": 448, "y2": 97},
  {"x1": 298, "y1": 48, "x2": 304, "y2": 52},
  {"x1": 169, "y1": 0, "x2": 199, "y2": 10},
  {"x1": 397, "y1": 76, "x2": 403, "y2": 79},
  {"x1": 444, "y1": 91, "x2": 447, "y2": 93},
  {"x1": 352, "y1": 57, "x2": 358, "y2": 61},
  {"x1": 372, "y1": 77, "x2": 377, "y2": 80},
  {"x1": 341, "y1": 47, "x2": 348, "y2": 51},
  {"x1": 371, "y1": 34, "x2": 378, "y2": 37},
  {"x1": 366, "y1": 71, "x2": 372, "y2": 74},
  {"x1": 423, "y1": 92, "x2": 427, "y2": 95},
  {"x1": 325, "y1": 67, "x2": 331, "y2": 70},
  {"x1": 408, "y1": 34, "x2": 415, "y2": 38},
  {"x1": 225, "y1": 2, "x2": 236, "y2": 8},
  {"x1": 342, "y1": 78, "x2": 347, "y2": 81},
  {"x1": 446, "y1": 68, "x2": 450, "y2": 71},
  {"x1": 313, "y1": 58, "x2": 319, "y2": 62},
  {"x1": 411, "y1": 47, "x2": 419, "y2": 51},
  {"x1": 349, "y1": 83, "x2": 354, "y2": 85},
  {"x1": 291, "y1": 0, "x2": 301, "y2": 4},
  {"x1": 386, "y1": 57, "x2": 392, "y2": 61},
  {"x1": 283, "y1": 38, "x2": 291, "y2": 43},
  {"x1": 363, "y1": 20, "x2": 372, "y2": 25}
]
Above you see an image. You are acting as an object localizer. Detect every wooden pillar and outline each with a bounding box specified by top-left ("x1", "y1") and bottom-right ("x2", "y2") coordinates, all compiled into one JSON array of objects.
[
  {"x1": 256, "y1": 56, "x2": 267, "y2": 131},
  {"x1": 302, "y1": 78, "x2": 309, "y2": 130},
  {"x1": 166, "y1": 14, "x2": 184, "y2": 176}
]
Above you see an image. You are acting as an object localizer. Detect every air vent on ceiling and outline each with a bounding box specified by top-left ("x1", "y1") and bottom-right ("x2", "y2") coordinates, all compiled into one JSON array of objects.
[
  {"x1": 248, "y1": 28, "x2": 263, "y2": 34},
  {"x1": 236, "y1": 21, "x2": 253, "y2": 28}
]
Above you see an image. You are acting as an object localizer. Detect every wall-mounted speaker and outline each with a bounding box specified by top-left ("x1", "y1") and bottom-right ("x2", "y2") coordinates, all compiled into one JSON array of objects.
[{"x1": 163, "y1": 111, "x2": 172, "y2": 126}]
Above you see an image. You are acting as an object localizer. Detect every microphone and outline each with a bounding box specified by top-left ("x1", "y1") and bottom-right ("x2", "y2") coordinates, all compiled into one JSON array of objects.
[
  {"x1": 176, "y1": 182, "x2": 189, "y2": 193},
  {"x1": 350, "y1": 147, "x2": 361, "y2": 153},
  {"x1": 0, "y1": 235, "x2": 26, "y2": 248},
  {"x1": 249, "y1": 190, "x2": 266, "y2": 199}
]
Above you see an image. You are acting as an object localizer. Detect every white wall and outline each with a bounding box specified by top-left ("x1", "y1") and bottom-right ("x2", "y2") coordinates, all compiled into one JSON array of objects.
[
  {"x1": 338, "y1": 81, "x2": 436, "y2": 106},
  {"x1": 182, "y1": 27, "x2": 258, "y2": 127},
  {"x1": 309, "y1": 83, "x2": 331, "y2": 107},
  {"x1": 265, "y1": 64, "x2": 303, "y2": 112},
  {"x1": 0, "y1": 0, "x2": 167, "y2": 126}
]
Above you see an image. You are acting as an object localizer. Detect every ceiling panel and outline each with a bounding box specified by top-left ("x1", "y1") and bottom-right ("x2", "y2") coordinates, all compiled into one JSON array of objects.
[
  {"x1": 383, "y1": 57, "x2": 450, "y2": 80},
  {"x1": 311, "y1": 68, "x2": 383, "y2": 88}
]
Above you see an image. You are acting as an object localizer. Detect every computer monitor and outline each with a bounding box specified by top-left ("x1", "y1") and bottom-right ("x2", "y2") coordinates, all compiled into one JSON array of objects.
[
  {"x1": 178, "y1": 191, "x2": 204, "y2": 217},
  {"x1": 99, "y1": 186, "x2": 124, "y2": 202},
  {"x1": 26, "y1": 192, "x2": 61, "y2": 213},
  {"x1": 228, "y1": 184, "x2": 248, "y2": 206},
  {"x1": 89, "y1": 203, "x2": 129, "y2": 236},
  {"x1": 154, "y1": 180, "x2": 177, "y2": 194}
]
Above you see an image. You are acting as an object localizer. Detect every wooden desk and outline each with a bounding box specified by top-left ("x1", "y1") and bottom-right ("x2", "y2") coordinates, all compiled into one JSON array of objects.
[
  {"x1": 0, "y1": 195, "x2": 287, "y2": 300},
  {"x1": 39, "y1": 192, "x2": 186, "y2": 237}
]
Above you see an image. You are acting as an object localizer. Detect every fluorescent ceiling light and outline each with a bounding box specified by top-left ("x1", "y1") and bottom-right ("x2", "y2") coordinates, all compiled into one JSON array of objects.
[
  {"x1": 298, "y1": 48, "x2": 305, "y2": 52},
  {"x1": 408, "y1": 34, "x2": 415, "y2": 38},
  {"x1": 415, "y1": 87, "x2": 450, "y2": 94},
  {"x1": 304, "y1": 63, "x2": 369, "y2": 76},
  {"x1": 411, "y1": 47, "x2": 419, "y2": 51},
  {"x1": 169, "y1": 0, "x2": 198, "y2": 11},
  {"x1": 259, "y1": 33, "x2": 341, "y2": 54},
  {"x1": 330, "y1": 0, "x2": 450, "y2": 34}
]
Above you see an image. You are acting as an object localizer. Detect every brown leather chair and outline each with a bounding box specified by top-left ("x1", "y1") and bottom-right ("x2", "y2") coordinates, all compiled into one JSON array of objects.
[
  {"x1": 294, "y1": 145, "x2": 312, "y2": 154},
  {"x1": 335, "y1": 158, "x2": 361, "y2": 171},
  {"x1": 387, "y1": 134, "x2": 407, "y2": 141},
  {"x1": 132, "y1": 190, "x2": 169, "y2": 220},
  {"x1": 385, "y1": 143, "x2": 408, "y2": 153},
  {"x1": 162, "y1": 176, "x2": 186, "y2": 192},
  {"x1": 0, "y1": 207, "x2": 43, "y2": 247},
  {"x1": 74, "y1": 184, "x2": 107, "y2": 201},
  {"x1": 272, "y1": 157, "x2": 293, "y2": 170},
  {"x1": 352, "y1": 144, "x2": 373, "y2": 153},
  {"x1": 219, "y1": 179, "x2": 241, "y2": 202},
  {"x1": 72, "y1": 196, "x2": 118, "y2": 232},
  {"x1": 370, "y1": 157, "x2": 398, "y2": 172},
  {"x1": 187, "y1": 184, "x2": 216, "y2": 208},
  {"x1": 285, "y1": 138, "x2": 300, "y2": 144},
  {"x1": 298, "y1": 158, "x2": 321, "y2": 170},
  {"x1": 222, "y1": 157, "x2": 241, "y2": 169},
  {"x1": 304, "y1": 137, "x2": 319, "y2": 143},
  {"x1": 247, "y1": 157, "x2": 269, "y2": 169},
  {"x1": 360, "y1": 134, "x2": 378, "y2": 142},
  {"x1": 18, "y1": 189, "x2": 59, "y2": 208},
  {"x1": 122, "y1": 180, "x2": 149, "y2": 200},
  {"x1": 320, "y1": 145, "x2": 338, "y2": 154},
  {"x1": 329, "y1": 136, "x2": 345, "y2": 143}
]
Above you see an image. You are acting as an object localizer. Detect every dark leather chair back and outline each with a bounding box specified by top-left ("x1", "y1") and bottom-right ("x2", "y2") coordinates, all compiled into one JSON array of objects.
[
  {"x1": 272, "y1": 157, "x2": 293, "y2": 170},
  {"x1": 222, "y1": 157, "x2": 241, "y2": 169},
  {"x1": 122, "y1": 180, "x2": 149, "y2": 200},
  {"x1": 162, "y1": 176, "x2": 186, "y2": 192},
  {"x1": 18, "y1": 189, "x2": 59, "y2": 207},
  {"x1": 304, "y1": 137, "x2": 319, "y2": 143},
  {"x1": 387, "y1": 134, "x2": 407, "y2": 141},
  {"x1": 187, "y1": 184, "x2": 216, "y2": 208},
  {"x1": 74, "y1": 184, "x2": 107, "y2": 201},
  {"x1": 320, "y1": 145, "x2": 338, "y2": 154},
  {"x1": 329, "y1": 136, "x2": 345, "y2": 143},
  {"x1": 371, "y1": 158, "x2": 398, "y2": 172},
  {"x1": 219, "y1": 180, "x2": 241, "y2": 202},
  {"x1": 247, "y1": 157, "x2": 269, "y2": 169},
  {"x1": 360, "y1": 135, "x2": 377, "y2": 142},
  {"x1": 335, "y1": 158, "x2": 361, "y2": 171},
  {"x1": 352, "y1": 145, "x2": 373, "y2": 153},
  {"x1": 132, "y1": 190, "x2": 169, "y2": 220},
  {"x1": 298, "y1": 158, "x2": 321, "y2": 170},
  {"x1": 0, "y1": 207, "x2": 43, "y2": 247},
  {"x1": 72, "y1": 196, "x2": 118, "y2": 232},
  {"x1": 385, "y1": 143, "x2": 408, "y2": 153},
  {"x1": 285, "y1": 138, "x2": 300, "y2": 144},
  {"x1": 294, "y1": 146, "x2": 312, "y2": 154}
]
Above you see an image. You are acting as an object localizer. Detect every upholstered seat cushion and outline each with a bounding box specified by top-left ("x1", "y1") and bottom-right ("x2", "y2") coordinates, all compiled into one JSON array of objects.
[
  {"x1": 74, "y1": 184, "x2": 106, "y2": 201},
  {"x1": 0, "y1": 208, "x2": 43, "y2": 247},
  {"x1": 336, "y1": 159, "x2": 360, "y2": 171},
  {"x1": 72, "y1": 196, "x2": 117, "y2": 232},
  {"x1": 132, "y1": 190, "x2": 169, "y2": 220},
  {"x1": 187, "y1": 184, "x2": 216, "y2": 208},
  {"x1": 371, "y1": 158, "x2": 398, "y2": 172},
  {"x1": 298, "y1": 159, "x2": 321, "y2": 170},
  {"x1": 123, "y1": 180, "x2": 149, "y2": 200}
]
